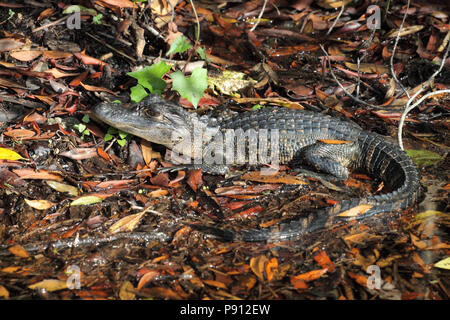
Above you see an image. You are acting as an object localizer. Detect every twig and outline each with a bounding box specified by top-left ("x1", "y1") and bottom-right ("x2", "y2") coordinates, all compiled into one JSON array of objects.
[
  {"x1": 319, "y1": 44, "x2": 378, "y2": 109},
  {"x1": 250, "y1": 0, "x2": 268, "y2": 32},
  {"x1": 397, "y1": 39, "x2": 450, "y2": 149},
  {"x1": 32, "y1": 15, "x2": 69, "y2": 32},
  {"x1": 327, "y1": 1, "x2": 345, "y2": 35},
  {"x1": 188, "y1": 0, "x2": 201, "y2": 42},
  {"x1": 389, "y1": 0, "x2": 411, "y2": 99},
  {"x1": 397, "y1": 89, "x2": 450, "y2": 149},
  {"x1": 85, "y1": 32, "x2": 136, "y2": 63}
]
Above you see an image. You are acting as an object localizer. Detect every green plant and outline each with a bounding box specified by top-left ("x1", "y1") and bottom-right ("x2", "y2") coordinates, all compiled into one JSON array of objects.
[
  {"x1": 127, "y1": 34, "x2": 208, "y2": 108},
  {"x1": 73, "y1": 114, "x2": 91, "y2": 139},
  {"x1": 104, "y1": 127, "x2": 129, "y2": 147}
]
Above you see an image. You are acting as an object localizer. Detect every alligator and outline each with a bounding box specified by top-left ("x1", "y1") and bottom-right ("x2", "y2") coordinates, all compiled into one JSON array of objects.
[{"x1": 92, "y1": 94, "x2": 421, "y2": 242}]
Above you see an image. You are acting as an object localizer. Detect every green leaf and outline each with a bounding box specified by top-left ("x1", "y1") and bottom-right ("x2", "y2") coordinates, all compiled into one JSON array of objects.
[
  {"x1": 93, "y1": 13, "x2": 103, "y2": 24},
  {"x1": 0, "y1": 147, "x2": 24, "y2": 160},
  {"x1": 170, "y1": 67, "x2": 207, "y2": 108},
  {"x1": 127, "y1": 61, "x2": 171, "y2": 95},
  {"x1": 81, "y1": 114, "x2": 90, "y2": 123},
  {"x1": 252, "y1": 104, "x2": 263, "y2": 110},
  {"x1": 405, "y1": 149, "x2": 443, "y2": 166},
  {"x1": 117, "y1": 139, "x2": 127, "y2": 147},
  {"x1": 104, "y1": 133, "x2": 114, "y2": 141},
  {"x1": 130, "y1": 84, "x2": 149, "y2": 102},
  {"x1": 74, "y1": 123, "x2": 86, "y2": 133},
  {"x1": 118, "y1": 130, "x2": 128, "y2": 139},
  {"x1": 196, "y1": 47, "x2": 207, "y2": 60},
  {"x1": 166, "y1": 35, "x2": 191, "y2": 56},
  {"x1": 70, "y1": 195, "x2": 103, "y2": 206}
]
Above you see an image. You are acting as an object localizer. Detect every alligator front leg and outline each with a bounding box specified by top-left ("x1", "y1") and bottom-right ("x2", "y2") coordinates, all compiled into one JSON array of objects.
[{"x1": 296, "y1": 141, "x2": 360, "y2": 181}]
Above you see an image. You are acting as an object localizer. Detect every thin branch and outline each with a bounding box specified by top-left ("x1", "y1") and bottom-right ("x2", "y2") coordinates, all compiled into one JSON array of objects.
[
  {"x1": 397, "y1": 39, "x2": 450, "y2": 149},
  {"x1": 389, "y1": 0, "x2": 411, "y2": 99},
  {"x1": 250, "y1": 0, "x2": 269, "y2": 32},
  {"x1": 327, "y1": 1, "x2": 345, "y2": 35},
  {"x1": 398, "y1": 90, "x2": 450, "y2": 149},
  {"x1": 319, "y1": 44, "x2": 377, "y2": 109},
  {"x1": 188, "y1": 0, "x2": 200, "y2": 42}
]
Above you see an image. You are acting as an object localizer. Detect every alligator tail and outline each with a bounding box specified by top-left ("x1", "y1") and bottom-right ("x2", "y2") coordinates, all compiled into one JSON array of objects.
[{"x1": 195, "y1": 132, "x2": 421, "y2": 242}]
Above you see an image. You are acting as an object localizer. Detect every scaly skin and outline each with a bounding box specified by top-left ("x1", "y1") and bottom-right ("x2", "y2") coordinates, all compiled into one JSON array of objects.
[{"x1": 93, "y1": 95, "x2": 421, "y2": 242}]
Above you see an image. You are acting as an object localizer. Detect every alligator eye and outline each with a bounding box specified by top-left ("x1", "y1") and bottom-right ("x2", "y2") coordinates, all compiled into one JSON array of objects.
[{"x1": 143, "y1": 108, "x2": 161, "y2": 118}]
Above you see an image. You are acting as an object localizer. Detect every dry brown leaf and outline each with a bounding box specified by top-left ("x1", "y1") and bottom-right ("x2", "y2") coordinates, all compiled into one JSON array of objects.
[
  {"x1": 241, "y1": 171, "x2": 307, "y2": 185},
  {"x1": 337, "y1": 204, "x2": 373, "y2": 217},
  {"x1": 313, "y1": 251, "x2": 335, "y2": 272},
  {"x1": 203, "y1": 279, "x2": 228, "y2": 290},
  {"x1": 265, "y1": 257, "x2": 278, "y2": 282},
  {"x1": 137, "y1": 270, "x2": 160, "y2": 290},
  {"x1": 33, "y1": 95, "x2": 55, "y2": 105},
  {"x1": 250, "y1": 255, "x2": 268, "y2": 282},
  {"x1": 97, "y1": 0, "x2": 136, "y2": 8},
  {"x1": 45, "y1": 68, "x2": 80, "y2": 78},
  {"x1": 37, "y1": 7, "x2": 54, "y2": 20},
  {"x1": 8, "y1": 244, "x2": 30, "y2": 258},
  {"x1": 3, "y1": 129, "x2": 35, "y2": 139},
  {"x1": 348, "y1": 272, "x2": 368, "y2": 287},
  {"x1": 0, "y1": 285, "x2": 9, "y2": 299},
  {"x1": 43, "y1": 51, "x2": 72, "y2": 59},
  {"x1": 46, "y1": 180, "x2": 80, "y2": 196},
  {"x1": 237, "y1": 275, "x2": 257, "y2": 291},
  {"x1": 291, "y1": 268, "x2": 328, "y2": 282},
  {"x1": 186, "y1": 169, "x2": 203, "y2": 192},
  {"x1": 290, "y1": 276, "x2": 308, "y2": 289},
  {"x1": 140, "y1": 140, "x2": 159, "y2": 165},
  {"x1": 109, "y1": 209, "x2": 148, "y2": 234},
  {"x1": 148, "y1": 189, "x2": 169, "y2": 198},
  {"x1": 1, "y1": 266, "x2": 32, "y2": 274},
  {"x1": 0, "y1": 38, "x2": 24, "y2": 52},
  {"x1": 0, "y1": 77, "x2": 27, "y2": 89},
  {"x1": 10, "y1": 50, "x2": 43, "y2": 61},
  {"x1": 23, "y1": 112, "x2": 47, "y2": 124},
  {"x1": 60, "y1": 148, "x2": 98, "y2": 160},
  {"x1": 410, "y1": 233, "x2": 428, "y2": 249},
  {"x1": 24, "y1": 199, "x2": 55, "y2": 210},
  {"x1": 386, "y1": 25, "x2": 424, "y2": 38},
  {"x1": 119, "y1": 281, "x2": 136, "y2": 300},
  {"x1": 344, "y1": 62, "x2": 389, "y2": 74},
  {"x1": 317, "y1": 0, "x2": 352, "y2": 9},
  {"x1": 80, "y1": 82, "x2": 117, "y2": 95},
  {"x1": 28, "y1": 279, "x2": 67, "y2": 292},
  {"x1": 12, "y1": 168, "x2": 63, "y2": 181}
]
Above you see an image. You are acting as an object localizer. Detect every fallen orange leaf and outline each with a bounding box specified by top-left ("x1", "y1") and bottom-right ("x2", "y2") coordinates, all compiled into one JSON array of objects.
[
  {"x1": 313, "y1": 251, "x2": 335, "y2": 272},
  {"x1": 291, "y1": 268, "x2": 328, "y2": 282}
]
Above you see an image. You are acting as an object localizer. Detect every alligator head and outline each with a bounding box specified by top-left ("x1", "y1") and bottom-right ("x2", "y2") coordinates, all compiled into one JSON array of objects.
[{"x1": 92, "y1": 95, "x2": 207, "y2": 149}]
